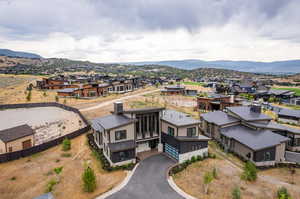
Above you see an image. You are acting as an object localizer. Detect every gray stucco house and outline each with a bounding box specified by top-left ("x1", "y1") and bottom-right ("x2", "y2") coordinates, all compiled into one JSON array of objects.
[
  {"x1": 91, "y1": 102, "x2": 210, "y2": 166},
  {"x1": 200, "y1": 104, "x2": 297, "y2": 166}
]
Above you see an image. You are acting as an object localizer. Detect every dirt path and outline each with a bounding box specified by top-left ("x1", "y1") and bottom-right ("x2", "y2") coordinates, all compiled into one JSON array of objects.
[{"x1": 79, "y1": 89, "x2": 160, "y2": 112}]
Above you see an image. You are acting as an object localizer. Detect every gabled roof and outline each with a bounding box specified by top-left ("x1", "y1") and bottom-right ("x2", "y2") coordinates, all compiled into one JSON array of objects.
[
  {"x1": 227, "y1": 106, "x2": 271, "y2": 121},
  {"x1": 92, "y1": 115, "x2": 135, "y2": 131},
  {"x1": 220, "y1": 125, "x2": 289, "y2": 151},
  {"x1": 201, "y1": 111, "x2": 239, "y2": 126},
  {"x1": 161, "y1": 110, "x2": 200, "y2": 127},
  {"x1": 0, "y1": 124, "x2": 35, "y2": 143},
  {"x1": 278, "y1": 108, "x2": 300, "y2": 119}
]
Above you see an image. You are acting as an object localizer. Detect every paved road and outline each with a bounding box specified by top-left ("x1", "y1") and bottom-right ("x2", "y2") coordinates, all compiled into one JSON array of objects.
[
  {"x1": 106, "y1": 154, "x2": 184, "y2": 199},
  {"x1": 80, "y1": 89, "x2": 159, "y2": 112},
  {"x1": 285, "y1": 151, "x2": 300, "y2": 163}
]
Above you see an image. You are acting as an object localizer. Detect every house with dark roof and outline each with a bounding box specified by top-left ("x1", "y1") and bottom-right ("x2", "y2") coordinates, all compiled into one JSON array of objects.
[
  {"x1": 0, "y1": 124, "x2": 35, "y2": 154},
  {"x1": 160, "y1": 84, "x2": 186, "y2": 95},
  {"x1": 276, "y1": 108, "x2": 300, "y2": 125},
  {"x1": 91, "y1": 102, "x2": 210, "y2": 166},
  {"x1": 255, "y1": 89, "x2": 295, "y2": 103},
  {"x1": 200, "y1": 104, "x2": 296, "y2": 166}
]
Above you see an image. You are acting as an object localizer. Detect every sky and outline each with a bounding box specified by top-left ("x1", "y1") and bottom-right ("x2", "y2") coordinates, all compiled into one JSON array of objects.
[{"x1": 0, "y1": 0, "x2": 299, "y2": 63}]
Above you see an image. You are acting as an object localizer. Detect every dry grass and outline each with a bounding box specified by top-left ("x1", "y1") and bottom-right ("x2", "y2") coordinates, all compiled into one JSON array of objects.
[
  {"x1": 0, "y1": 134, "x2": 126, "y2": 199},
  {"x1": 173, "y1": 158, "x2": 300, "y2": 199},
  {"x1": 259, "y1": 167, "x2": 300, "y2": 185}
]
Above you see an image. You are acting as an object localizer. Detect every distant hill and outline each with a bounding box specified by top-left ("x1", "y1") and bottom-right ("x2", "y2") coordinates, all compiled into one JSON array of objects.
[
  {"x1": 0, "y1": 49, "x2": 42, "y2": 59},
  {"x1": 125, "y1": 59, "x2": 300, "y2": 73}
]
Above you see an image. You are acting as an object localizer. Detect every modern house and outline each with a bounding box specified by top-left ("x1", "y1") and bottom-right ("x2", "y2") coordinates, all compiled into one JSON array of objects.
[
  {"x1": 160, "y1": 85, "x2": 186, "y2": 95},
  {"x1": 276, "y1": 108, "x2": 300, "y2": 125},
  {"x1": 197, "y1": 93, "x2": 242, "y2": 112},
  {"x1": 200, "y1": 105, "x2": 296, "y2": 166},
  {"x1": 91, "y1": 102, "x2": 210, "y2": 166},
  {"x1": 0, "y1": 124, "x2": 35, "y2": 154},
  {"x1": 255, "y1": 89, "x2": 295, "y2": 103}
]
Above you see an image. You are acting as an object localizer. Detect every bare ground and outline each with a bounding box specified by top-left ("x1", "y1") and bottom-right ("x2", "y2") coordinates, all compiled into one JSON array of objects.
[{"x1": 0, "y1": 134, "x2": 126, "y2": 199}]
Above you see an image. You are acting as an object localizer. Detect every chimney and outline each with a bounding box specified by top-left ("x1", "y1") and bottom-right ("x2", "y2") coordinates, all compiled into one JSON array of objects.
[
  {"x1": 250, "y1": 103, "x2": 261, "y2": 113},
  {"x1": 230, "y1": 95, "x2": 234, "y2": 103},
  {"x1": 114, "y1": 101, "x2": 123, "y2": 114}
]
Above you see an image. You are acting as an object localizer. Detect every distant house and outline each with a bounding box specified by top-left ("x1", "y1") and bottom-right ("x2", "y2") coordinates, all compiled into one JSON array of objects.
[
  {"x1": 160, "y1": 84, "x2": 186, "y2": 95},
  {"x1": 255, "y1": 89, "x2": 295, "y2": 103},
  {"x1": 200, "y1": 105, "x2": 298, "y2": 166},
  {"x1": 0, "y1": 124, "x2": 35, "y2": 154},
  {"x1": 197, "y1": 93, "x2": 242, "y2": 112},
  {"x1": 277, "y1": 108, "x2": 300, "y2": 125}
]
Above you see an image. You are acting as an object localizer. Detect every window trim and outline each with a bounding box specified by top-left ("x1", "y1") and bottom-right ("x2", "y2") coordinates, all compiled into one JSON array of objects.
[
  {"x1": 115, "y1": 130, "x2": 127, "y2": 141},
  {"x1": 168, "y1": 126, "x2": 175, "y2": 136},
  {"x1": 187, "y1": 127, "x2": 197, "y2": 137}
]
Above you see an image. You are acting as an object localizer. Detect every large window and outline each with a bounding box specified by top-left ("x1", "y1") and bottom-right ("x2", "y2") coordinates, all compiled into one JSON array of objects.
[
  {"x1": 115, "y1": 130, "x2": 127, "y2": 140},
  {"x1": 264, "y1": 151, "x2": 271, "y2": 161},
  {"x1": 187, "y1": 127, "x2": 197, "y2": 137},
  {"x1": 168, "y1": 127, "x2": 175, "y2": 136}
]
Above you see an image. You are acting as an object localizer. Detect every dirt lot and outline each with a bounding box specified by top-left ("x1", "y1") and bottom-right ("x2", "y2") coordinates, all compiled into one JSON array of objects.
[
  {"x1": 173, "y1": 158, "x2": 300, "y2": 199},
  {"x1": 0, "y1": 134, "x2": 126, "y2": 199}
]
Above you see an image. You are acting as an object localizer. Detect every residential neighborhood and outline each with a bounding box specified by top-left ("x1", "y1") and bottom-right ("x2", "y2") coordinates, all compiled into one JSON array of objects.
[{"x1": 1, "y1": 1, "x2": 300, "y2": 199}]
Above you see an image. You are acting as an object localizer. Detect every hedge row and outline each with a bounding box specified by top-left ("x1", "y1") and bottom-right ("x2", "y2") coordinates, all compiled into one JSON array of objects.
[{"x1": 169, "y1": 152, "x2": 216, "y2": 176}]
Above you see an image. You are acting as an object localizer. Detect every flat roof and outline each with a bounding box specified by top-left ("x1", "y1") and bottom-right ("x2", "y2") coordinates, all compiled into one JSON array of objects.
[
  {"x1": 278, "y1": 108, "x2": 300, "y2": 119},
  {"x1": 161, "y1": 109, "x2": 200, "y2": 127},
  {"x1": 0, "y1": 124, "x2": 35, "y2": 143},
  {"x1": 108, "y1": 140, "x2": 135, "y2": 152},
  {"x1": 220, "y1": 125, "x2": 289, "y2": 151},
  {"x1": 92, "y1": 115, "x2": 134, "y2": 130},
  {"x1": 123, "y1": 107, "x2": 165, "y2": 114}
]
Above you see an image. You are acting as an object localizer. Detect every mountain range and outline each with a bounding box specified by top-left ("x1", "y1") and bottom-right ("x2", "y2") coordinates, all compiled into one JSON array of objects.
[
  {"x1": 1, "y1": 48, "x2": 300, "y2": 73},
  {"x1": 0, "y1": 49, "x2": 42, "y2": 59},
  {"x1": 124, "y1": 59, "x2": 300, "y2": 74}
]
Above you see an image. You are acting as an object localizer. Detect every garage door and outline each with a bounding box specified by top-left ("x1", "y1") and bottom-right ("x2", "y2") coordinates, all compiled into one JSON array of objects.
[{"x1": 165, "y1": 143, "x2": 179, "y2": 160}]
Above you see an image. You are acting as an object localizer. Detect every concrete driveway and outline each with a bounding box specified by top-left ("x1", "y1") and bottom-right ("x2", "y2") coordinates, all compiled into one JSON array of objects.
[{"x1": 106, "y1": 154, "x2": 184, "y2": 199}]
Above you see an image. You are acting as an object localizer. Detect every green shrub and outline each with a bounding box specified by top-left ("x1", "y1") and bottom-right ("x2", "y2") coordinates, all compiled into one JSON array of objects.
[
  {"x1": 82, "y1": 167, "x2": 97, "y2": 192},
  {"x1": 54, "y1": 166, "x2": 63, "y2": 175},
  {"x1": 232, "y1": 186, "x2": 241, "y2": 199},
  {"x1": 10, "y1": 176, "x2": 16, "y2": 181},
  {"x1": 277, "y1": 187, "x2": 292, "y2": 199},
  {"x1": 26, "y1": 91, "x2": 31, "y2": 101},
  {"x1": 191, "y1": 156, "x2": 197, "y2": 163},
  {"x1": 241, "y1": 161, "x2": 257, "y2": 181},
  {"x1": 62, "y1": 137, "x2": 71, "y2": 151},
  {"x1": 45, "y1": 179, "x2": 58, "y2": 193},
  {"x1": 55, "y1": 95, "x2": 59, "y2": 102}
]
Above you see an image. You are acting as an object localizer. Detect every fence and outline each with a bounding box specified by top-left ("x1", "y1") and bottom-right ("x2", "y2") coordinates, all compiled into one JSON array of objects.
[{"x1": 0, "y1": 102, "x2": 91, "y2": 163}]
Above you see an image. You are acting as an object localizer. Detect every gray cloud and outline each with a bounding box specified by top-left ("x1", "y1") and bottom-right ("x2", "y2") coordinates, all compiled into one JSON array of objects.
[{"x1": 0, "y1": 0, "x2": 299, "y2": 43}]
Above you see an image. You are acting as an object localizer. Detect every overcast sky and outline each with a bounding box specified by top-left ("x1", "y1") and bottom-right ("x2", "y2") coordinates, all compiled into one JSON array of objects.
[{"x1": 0, "y1": 0, "x2": 299, "y2": 62}]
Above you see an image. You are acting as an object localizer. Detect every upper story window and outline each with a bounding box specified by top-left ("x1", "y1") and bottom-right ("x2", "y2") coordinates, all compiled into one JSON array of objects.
[
  {"x1": 168, "y1": 127, "x2": 175, "y2": 136},
  {"x1": 115, "y1": 130, "x2": 127, "y2": 141},
  {"x1": 187, "y1": 127, "x2": 197, "y2": 137}
]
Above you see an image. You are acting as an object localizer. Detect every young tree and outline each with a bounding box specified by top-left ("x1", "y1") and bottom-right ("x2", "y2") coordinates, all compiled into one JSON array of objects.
[
  {"x1": 232, "y1": 186, "x2": 241, "y2": 199},
  {"x1": 241, "y1": 161, "x2": 257, "y2": 181},
  {"x1": 26, "y1": 90, "x2": 32, "y2": 101},
  {"x1": 212, "y1": 167, "x2": 218, "y2": 179},
  {"x1": 277, "y1": 187, "x2": 292, "y2": 199},
  {"x1": 82, "y1": 167, "x2": 97, "y2": 192},
  {"x1": 203, "y1": 171, "x2": 213, "y2": 194},
  {"x1": 55, "y1": 95, "x2": 59, "y2": 102}
]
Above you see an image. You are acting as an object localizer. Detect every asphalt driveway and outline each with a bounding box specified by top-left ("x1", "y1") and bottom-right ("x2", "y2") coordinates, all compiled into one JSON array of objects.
[{"x1": 106, "y1": 154, "x2": 184, "y2": 199}]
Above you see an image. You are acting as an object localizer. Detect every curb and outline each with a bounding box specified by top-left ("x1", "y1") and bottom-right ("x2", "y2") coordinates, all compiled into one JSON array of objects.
[
  {"x1": 167, "y1": 176, "x2": 198, "y2": 199},
  {"x1": 95, "y1": 163, "x2": 140, "y2": 199}
]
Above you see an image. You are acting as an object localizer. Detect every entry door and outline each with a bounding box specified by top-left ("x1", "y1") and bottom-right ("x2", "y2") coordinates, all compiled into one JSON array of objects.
[{"x1": 22, "y1": 140, "x2": 32, "y2": 149}]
